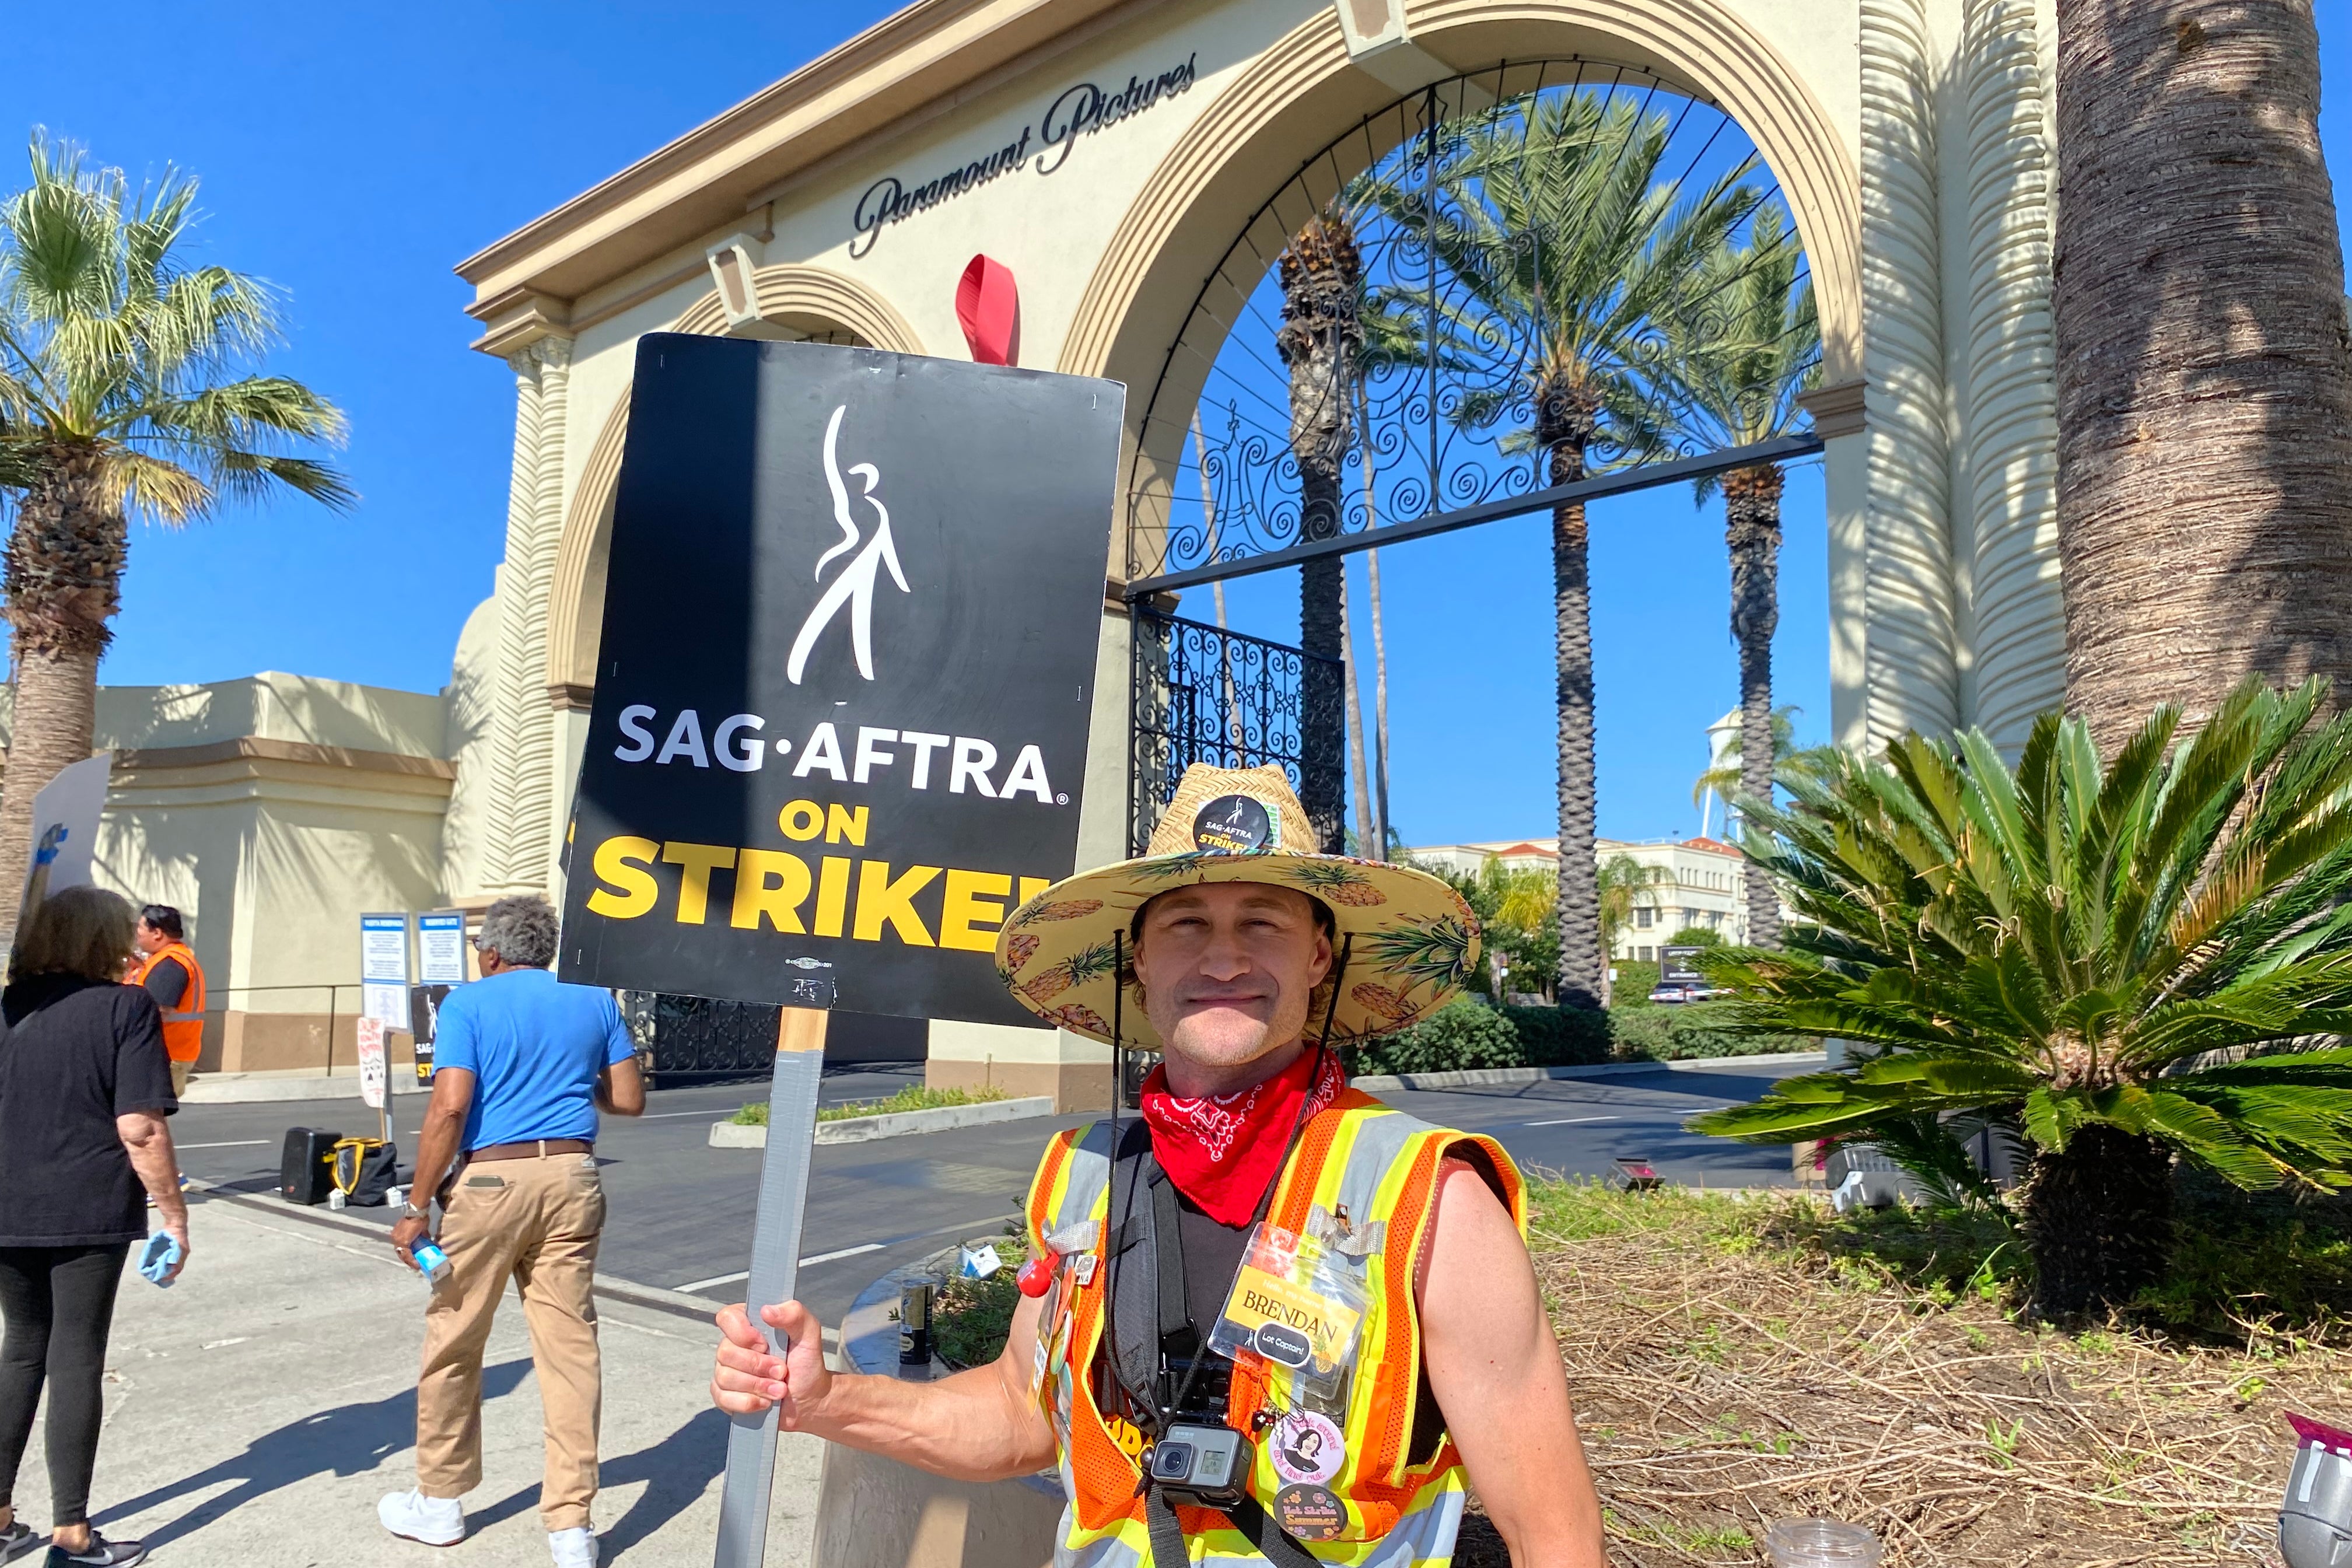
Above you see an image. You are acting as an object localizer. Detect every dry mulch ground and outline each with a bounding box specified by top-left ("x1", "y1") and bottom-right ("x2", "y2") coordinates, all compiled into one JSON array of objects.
[{"x1": 1451, "y1": 1185, "x2": 2347, "y2": 1567}]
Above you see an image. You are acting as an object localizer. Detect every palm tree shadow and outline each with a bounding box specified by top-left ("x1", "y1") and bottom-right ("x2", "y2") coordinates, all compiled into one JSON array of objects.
[
  {"x1": 93, "y1": 1360, "x2": 533, "y2": 1549},
  {"x1": 462, "y1": 1408, "x2": 730, "y2": 1560}
]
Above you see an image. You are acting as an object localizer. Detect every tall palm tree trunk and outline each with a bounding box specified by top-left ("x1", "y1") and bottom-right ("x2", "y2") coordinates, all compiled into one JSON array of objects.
[
  {"x1": 1341, "y1": 571, "x2": 1374, "y2": 853},
  {"x1": 1542, "y1": 381, "x2": 1604, "y2": 1010},
  {"x1": 1723, "y1": 463, "x2": 1784, "y2": 949},
  {"x1": 2053, "y1": 0, "x2": 2352, "y2": 748},
  {"x1": 1279, "y1": 215, "x2": 1362, "y2": 852},
  {"x1": 0, "y1": 449, "x2": 124, "y2": 947}
]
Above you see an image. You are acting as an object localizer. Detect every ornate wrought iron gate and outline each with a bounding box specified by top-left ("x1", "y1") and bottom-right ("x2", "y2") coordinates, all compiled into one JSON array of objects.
[
  {"x1": 620, "y1": 991, "x2": 781, "y2": 1078},
  {"x1": 1130, "y1": 608, "x2": 1342, "y2": 856}
]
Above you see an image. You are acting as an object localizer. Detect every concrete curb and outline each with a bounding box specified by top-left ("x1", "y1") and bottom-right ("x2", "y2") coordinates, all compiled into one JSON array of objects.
[
  {"x1": 710, "y1": 1095, "x2": 1056, "y2": 1149},
  {"x1": 184, "y1": 1176, "x2": 829, "y2": 1341},
  {"x1": 181, "y1": 1071, "x2": 425, "y2": 1104},
  {"x1": 1352, "y1": 1050, "x2": 1827, "y2": 1094}
]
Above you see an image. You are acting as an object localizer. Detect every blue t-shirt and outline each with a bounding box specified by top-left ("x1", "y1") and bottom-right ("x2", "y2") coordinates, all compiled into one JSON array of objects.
[{"x1": 431, "y1": 968, "x2": 635, "y2": 1151}]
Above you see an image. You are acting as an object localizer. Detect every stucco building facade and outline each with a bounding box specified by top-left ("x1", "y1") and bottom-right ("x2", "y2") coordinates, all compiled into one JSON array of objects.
[{"x1": 71, "y1": 0, "x2": 2067, "y2": 1100}]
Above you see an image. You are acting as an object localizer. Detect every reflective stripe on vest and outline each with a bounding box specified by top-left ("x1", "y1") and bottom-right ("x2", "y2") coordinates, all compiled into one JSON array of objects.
[
  {"x1": 131, "y1": 942, "x2": 207, "y2": 1062},
  {"x1": 1023, "y1": 1091, "x2": 1525, "y2": 1566}
]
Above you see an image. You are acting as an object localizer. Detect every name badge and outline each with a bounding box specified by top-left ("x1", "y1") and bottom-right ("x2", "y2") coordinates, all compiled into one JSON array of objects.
[{"x1": 1208, "y1": 1224, "x2": 1368, "y2": 1377}]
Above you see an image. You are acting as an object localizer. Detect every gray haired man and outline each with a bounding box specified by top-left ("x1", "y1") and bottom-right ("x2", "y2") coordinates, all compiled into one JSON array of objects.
[{"x1": 379, "y1": 896, "x2": 645, "y2": 1568}]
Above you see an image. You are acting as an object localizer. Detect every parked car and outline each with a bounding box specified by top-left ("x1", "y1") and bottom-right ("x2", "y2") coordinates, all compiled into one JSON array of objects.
[{"x1": 1647, "y1": 981, "x2": 1715, "y2": 1005}]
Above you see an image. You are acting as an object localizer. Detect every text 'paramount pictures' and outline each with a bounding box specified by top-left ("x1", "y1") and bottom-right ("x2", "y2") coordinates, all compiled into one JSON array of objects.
[{"x1": 559, "y1": 334, "x2": 1123, "y2": 1027}]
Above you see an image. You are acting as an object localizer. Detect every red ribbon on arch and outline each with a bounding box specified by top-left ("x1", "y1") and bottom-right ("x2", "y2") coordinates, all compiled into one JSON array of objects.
[{"x1": 956, "y1": 254, "x2": 1020, "y2": 366}]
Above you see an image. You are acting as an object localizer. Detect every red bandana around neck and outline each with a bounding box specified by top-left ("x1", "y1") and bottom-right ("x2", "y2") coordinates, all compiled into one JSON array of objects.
[{"x1": 1138, "y1": 1047, "x2": 1345, "y2": 1227}]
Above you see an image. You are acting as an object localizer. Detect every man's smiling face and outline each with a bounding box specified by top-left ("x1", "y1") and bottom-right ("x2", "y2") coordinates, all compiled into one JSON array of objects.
[{"x1": 1132, "y1": 881, "x2": 1332, "y2": 1086}]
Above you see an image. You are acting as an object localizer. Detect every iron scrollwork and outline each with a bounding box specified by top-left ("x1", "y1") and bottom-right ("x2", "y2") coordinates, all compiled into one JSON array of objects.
[{"x1": 1130, "y1": 609, "x2": 1343, "y2": 856}]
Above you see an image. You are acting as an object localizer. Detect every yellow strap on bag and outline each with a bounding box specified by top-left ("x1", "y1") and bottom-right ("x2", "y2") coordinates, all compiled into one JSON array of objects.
[{"x1": 332, "y1": 1137, "x2": 386, "y2": 1195}]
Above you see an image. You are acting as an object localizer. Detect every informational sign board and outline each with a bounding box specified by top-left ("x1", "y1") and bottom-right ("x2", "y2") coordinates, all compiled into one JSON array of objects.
[
  {"x1": 1660, "y1": 946, "x2": 1709, "y2": 987},
  {"x1": 408, "y1": 984, "x2": 453, "y2": 1084},
  {"x1": 355, "y1": 1015, "x2": 387, "y2": 1110},
  {"x1": 558, "y1": 335, "x2": 1121, "y2": 1024},
  {"x1": 415, "y1": 910, "x2": 468, "y2": 985},
  {"x1": 12, "y1": 753, "x2": 112, "y2": 943},
  {"x1": 359, "y1": 912, "x2": 411, "y2": 1032}
]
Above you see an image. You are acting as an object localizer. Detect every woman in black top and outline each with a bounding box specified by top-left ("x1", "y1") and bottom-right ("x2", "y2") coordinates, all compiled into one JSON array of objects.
[{"x1": 0, "y1": 887, "x2": 188, "y2": 1568}]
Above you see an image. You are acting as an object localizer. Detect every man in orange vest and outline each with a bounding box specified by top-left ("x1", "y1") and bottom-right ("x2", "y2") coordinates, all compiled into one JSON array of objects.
[
  {"x1": 711, "y1": 764, "x2": 1608, "y2": 1566},
  {"x1": 130, "y1": 905, "x2": 206, "y2": 1099}
]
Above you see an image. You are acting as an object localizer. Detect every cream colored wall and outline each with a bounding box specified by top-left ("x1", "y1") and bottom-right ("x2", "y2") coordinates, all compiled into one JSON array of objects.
[{"x1": 0, "y1": 673, "x2": 457, "y2": 1073}]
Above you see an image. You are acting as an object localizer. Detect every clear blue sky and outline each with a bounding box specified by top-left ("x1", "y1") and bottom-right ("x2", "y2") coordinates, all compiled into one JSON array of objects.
[{"x1": 14, "y1": 4, "x2": 2350, "y2": 848}]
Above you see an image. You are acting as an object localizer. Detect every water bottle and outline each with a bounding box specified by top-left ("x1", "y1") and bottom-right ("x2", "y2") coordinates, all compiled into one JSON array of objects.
[{"x1": 410, "y1": 1239, "x2": 453, "y2": 1289}]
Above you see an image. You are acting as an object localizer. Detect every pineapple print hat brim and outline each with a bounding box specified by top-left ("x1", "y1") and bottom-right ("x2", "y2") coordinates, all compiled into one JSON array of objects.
[{"x1": 993, "y1": 762, "x2": 1482, "y2": 1051}]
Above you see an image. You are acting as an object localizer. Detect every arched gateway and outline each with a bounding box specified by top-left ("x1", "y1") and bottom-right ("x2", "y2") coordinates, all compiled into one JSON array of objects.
[{"x1": 449, "y1": 0, "x2": 2063, "y2": 1107}]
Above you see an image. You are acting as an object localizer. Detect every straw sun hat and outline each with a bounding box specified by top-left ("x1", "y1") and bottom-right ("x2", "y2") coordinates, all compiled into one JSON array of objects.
[{"x1": 993, "y1": 762, "x2": 1482, "y2": 1051}]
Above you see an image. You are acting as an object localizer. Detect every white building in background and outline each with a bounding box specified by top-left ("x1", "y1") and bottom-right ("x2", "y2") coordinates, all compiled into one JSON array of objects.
[{"x1": 1405, "y1": 836, "x2": 1751, "y2": 956}]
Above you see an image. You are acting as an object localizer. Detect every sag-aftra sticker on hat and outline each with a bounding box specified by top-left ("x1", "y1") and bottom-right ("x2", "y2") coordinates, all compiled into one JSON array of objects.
[{"x1": 560, "y1": 336, "x2": 1121, "y2": 1026}]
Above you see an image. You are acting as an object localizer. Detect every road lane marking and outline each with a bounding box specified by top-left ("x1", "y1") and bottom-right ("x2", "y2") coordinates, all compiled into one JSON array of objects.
[
  {"x1": 637, "y1": 1109, "x2": 741, "y2": 1119},
  {"x1": 1523, "y1": 1115, "x2": 1620, "y2": 1127},
  {"x1": 178, "y1": 1140, "x2": 271, "y2": 1150},
  {"x1": 677, "y1": 1240, "x2": 890, "y2": 1292}
]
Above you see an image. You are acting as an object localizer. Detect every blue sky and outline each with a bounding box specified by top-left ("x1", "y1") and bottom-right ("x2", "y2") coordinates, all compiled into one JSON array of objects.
[{"x1": 13, "y1": 4, "x2": 2349, "y2": 848}]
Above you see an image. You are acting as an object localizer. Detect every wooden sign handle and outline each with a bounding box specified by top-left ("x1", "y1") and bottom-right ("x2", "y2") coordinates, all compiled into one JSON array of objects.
[{"x1": 712, "y1": 1004, "x2": 831, "y2": 1568}]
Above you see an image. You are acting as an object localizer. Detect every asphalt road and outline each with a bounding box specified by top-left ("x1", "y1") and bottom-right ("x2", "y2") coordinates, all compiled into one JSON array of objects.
[{"x1": 170, "y1": 1056, "x2": 1803, "y2": 1331}]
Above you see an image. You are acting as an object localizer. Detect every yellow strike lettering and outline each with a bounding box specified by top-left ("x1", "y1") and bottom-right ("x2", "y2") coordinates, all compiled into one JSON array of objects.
[
  {"x1": 778, "y1": 800, "x2": 823, "y2": 841},
  {"x1": 939, "y1": 869, "x2": 1013, "y2": 952},
  {"x1": 814, "y1": 857, "x2": 853, "y2": 938},
  {"x1": 662, "y1": 842, "x2": 737, "y2": 925},
  {"x1": 586, "y1": 836, "x2": 660, "y2": 918},
  {"x1": 730, "y1": 849, "x2": 813, "y2": 933},
  {"x1": 1019, "y1": 877, "x2": 1052, "y2": 908},
  {"x1": 854, "y1": 860, "x2": 942, "y2": 946},
  {"x1": 825, "y1": 803, "x2": 869, "y2": 846}
]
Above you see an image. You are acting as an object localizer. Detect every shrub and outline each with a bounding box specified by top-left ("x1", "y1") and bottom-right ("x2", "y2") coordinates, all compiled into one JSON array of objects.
[
  {"x1": 1502, "y1": 1004, "x2": 1613, "y2": 1066},
  {"x1": 1357, "y1": 998, "x2": 1522, "y2": 1074},
  {"x1": 1612, "y1": 959, "x2": 1660, "y2": 1006},
  {"x1": 1605, "y1": 1006, "x2": 1676, "y2": 1061}
]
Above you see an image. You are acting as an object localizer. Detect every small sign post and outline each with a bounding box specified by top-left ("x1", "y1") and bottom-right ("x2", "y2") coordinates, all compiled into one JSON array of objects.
[{"x1": 552, "y1": 337, "x2": 1122, "y2": 1568}]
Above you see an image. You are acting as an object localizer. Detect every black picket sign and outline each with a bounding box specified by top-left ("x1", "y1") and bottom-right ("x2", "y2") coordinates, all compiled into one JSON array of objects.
[{"x1": 558, "y1": 334, "x2": 1122, "y2": 1026}]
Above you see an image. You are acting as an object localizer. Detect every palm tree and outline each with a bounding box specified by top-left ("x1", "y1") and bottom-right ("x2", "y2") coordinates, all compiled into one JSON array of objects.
[
  {"x1": 1275, "y1": 207, "x2": 1362, "y2": 852},
  {"x1": 1649, "y1": 208, "x2": 1819, "y2": 949},
  {"x1": 0, "y1": 135, "x2": 349, "y2": 933},
  {"x1": 1690, "y1": 706, "x2": 1839, "y2": 838},
  {"x1": 2053, "y1": 0, "x2": 2352, "y2": 748},
  {"x1": 1689, "y1": 678, "x2": 2352, "y2": 1318},
  {"x1": 1596, "y1": 853, "x2": 1671, "y2": 1002},
  {"x1": 1359, "y1": 92, "x2": 1768, "y2": 1006}
]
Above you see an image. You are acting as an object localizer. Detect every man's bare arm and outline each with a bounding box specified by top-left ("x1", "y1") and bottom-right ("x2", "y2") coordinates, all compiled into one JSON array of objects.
[
  {"x1": 1419, "y1": 1161, "x2": 1607, "y2": 1567},
  {"x1": 390, "y1": 1068, "x2": 475, "y2": 1269},
  {"x1": 712, "y1": 1289, "x2": 1058, "y2": 1483},
  {"x1": 597, "y1": 1055, "x2": 647, "y2": 1116}
]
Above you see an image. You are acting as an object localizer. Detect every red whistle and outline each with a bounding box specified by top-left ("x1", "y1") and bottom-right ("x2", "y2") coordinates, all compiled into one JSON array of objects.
[{"x1": 1017, "y1": 1254, "x2": 1058, "y2": 1297}]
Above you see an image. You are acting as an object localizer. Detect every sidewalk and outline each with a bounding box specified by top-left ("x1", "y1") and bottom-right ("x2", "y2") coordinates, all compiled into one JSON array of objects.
[{"x1": 10, "y1": 1193, "x2": 822, "y2": 1567}]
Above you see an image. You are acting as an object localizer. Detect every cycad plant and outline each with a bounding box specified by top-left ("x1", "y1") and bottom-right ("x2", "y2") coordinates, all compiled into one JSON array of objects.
[
  {"x1": 1690, "y1": 678, "x2": 2352, "y2": 1318},
  {"x1": 1356, "y1": 91, "x2": 1768, "y2": 1006},
  {"x1": 0, "y1": 135, "x2": 349, "y2": 933}
]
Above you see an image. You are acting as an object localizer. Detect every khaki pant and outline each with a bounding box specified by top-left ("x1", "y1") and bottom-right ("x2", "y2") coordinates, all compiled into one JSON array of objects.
[
  {"x1": 415, "y1": 1150, "x2": 606, "y2": 1530},
  {"x1": 168, "y1": 1059, "x2": 192, "y2": 1098}
]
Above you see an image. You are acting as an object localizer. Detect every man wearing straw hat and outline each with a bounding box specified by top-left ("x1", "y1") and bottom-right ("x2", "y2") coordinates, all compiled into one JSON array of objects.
[{"x1": 713, "y1": 764, "x2": 1606, "y2": 1565}]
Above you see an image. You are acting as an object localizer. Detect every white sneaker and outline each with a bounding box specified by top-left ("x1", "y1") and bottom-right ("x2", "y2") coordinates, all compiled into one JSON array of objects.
[
  {"x1": 379, "y1": 1488, "x2": 466, "y2": 1546},
  {"x1": 548, "y1": 1526, "x2": 598, "y2": 1567}
]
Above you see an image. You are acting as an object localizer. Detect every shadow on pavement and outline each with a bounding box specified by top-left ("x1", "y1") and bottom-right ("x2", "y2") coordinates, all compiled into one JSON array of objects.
[
  {"x1": 94, "y1": 1360, "x2": 533, "y2": 1548},
  {"x1": 462, "y1": 1406, "x2": 728, "y2": 1560}
]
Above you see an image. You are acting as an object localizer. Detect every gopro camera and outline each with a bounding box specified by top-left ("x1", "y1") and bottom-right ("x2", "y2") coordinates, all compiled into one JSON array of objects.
[{"x1": 1147, "y1": 1422, "x2": 1252, "y2": 1506}]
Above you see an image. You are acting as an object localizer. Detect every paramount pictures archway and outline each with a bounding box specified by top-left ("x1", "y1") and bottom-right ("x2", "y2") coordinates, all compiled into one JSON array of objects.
[{"x1": 1113, "y1": 62, "x2": 1826, "y2": 857}]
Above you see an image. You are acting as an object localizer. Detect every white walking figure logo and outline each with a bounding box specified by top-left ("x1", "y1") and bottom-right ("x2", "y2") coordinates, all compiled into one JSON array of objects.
[{"x1": 787, "y1": 404, "x2": 909, "y2": 684}]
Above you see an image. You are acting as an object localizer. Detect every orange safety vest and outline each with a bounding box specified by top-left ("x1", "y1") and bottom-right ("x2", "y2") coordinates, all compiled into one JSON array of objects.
[
  {"x1": 130, "y1": 941, "x2": 207, "y2": 1062},
  {"x1": 1023, "y1": 1088, "x2": 1525, "y2": 1565}
]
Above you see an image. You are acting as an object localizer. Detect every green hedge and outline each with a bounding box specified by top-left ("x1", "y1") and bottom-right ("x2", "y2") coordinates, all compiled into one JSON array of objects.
[{"x1": 1352, "y1": 998, "x2": 1814, "y2": 1075}]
